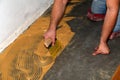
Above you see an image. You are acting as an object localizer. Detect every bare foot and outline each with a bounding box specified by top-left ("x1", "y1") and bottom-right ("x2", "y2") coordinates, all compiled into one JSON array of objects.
[
  {"x1": 92, "y1": 43, "x2": 110, "y2": 56},
  {"x1": 109, "y1": 31, "x2": 120, "y2": 39}
]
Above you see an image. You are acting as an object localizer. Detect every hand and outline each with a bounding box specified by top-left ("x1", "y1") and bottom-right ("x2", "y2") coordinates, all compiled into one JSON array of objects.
[
  {"x1": 44, "y1": 28, "x2": 56, "y2": 46},
  {"x1": 92, "y1": 42, "x2": 110, "y2": 56}
]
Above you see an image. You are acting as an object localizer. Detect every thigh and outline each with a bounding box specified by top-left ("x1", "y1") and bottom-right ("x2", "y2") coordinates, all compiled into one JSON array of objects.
[{"x1": 91, "y1": 0, "x2": 107, "y2": 14}]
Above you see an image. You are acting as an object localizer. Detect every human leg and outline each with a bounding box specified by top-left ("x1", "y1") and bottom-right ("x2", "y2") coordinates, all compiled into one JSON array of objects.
[
  {"x1": 91, "y1": 0, "x2": 106, "y2": 14},
  {"x1": 87, "y1": 0, "x2": 106, "y2": 21}
]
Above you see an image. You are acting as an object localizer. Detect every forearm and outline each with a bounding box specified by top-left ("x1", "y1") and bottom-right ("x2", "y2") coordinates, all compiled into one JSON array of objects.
[
  {"x1": 100, "y1": 0, "x2": 119, "y2": 43},
  {"x1": 49, "y1": 0, "x2": 68, "y2": 30}
]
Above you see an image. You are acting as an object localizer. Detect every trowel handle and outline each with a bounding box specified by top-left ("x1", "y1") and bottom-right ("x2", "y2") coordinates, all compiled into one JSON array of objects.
[{"x1": 44, "y1": 38, "x2": 52, "y2": 48}]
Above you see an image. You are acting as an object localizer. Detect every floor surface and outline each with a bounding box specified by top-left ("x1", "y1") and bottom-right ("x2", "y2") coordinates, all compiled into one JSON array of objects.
[{"x1": 43, "y1": 0, "x2": 120, "y2": 80}]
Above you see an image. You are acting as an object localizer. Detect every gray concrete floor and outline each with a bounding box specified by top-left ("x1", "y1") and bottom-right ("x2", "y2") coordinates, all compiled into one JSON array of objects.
[{"x1": 43, "y1": 1, "x2": 120, "y2": 80}]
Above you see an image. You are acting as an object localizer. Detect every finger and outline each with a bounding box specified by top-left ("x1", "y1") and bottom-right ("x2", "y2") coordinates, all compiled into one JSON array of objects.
[
  {"x1": 92, "y1": 51, "x2": 101, "y2": 56},
  {"x1": 43, "y1": 34, "x2": 47, "y2": 40},
  {"x1": 52, "y1": 39, "x2": 55, "y2": 46},
  {"x1": 92, "y1": 50, "x2": 109, "y2": 56}
]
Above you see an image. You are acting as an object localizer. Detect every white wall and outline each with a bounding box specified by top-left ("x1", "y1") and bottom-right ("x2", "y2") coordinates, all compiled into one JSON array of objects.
[{"x1": 0, "y1": 0, "x2": 53, "y2": 53}]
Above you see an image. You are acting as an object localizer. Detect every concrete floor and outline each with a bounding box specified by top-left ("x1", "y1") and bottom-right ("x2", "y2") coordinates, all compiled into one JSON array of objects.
[{"x1": 43, "y1": 0, "x2": 120, "y2": 80}]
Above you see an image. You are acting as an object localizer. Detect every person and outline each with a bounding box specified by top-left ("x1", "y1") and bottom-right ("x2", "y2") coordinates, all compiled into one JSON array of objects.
[
  {"x1": 87, "y1": 0, "x2": 120, "y2": 40},
  {"x1": 44, "y1": 0, "x2": 120, "y2": 55},
  {"x1": 89, "y1": 0, "x2": 120, "y2": 55}
]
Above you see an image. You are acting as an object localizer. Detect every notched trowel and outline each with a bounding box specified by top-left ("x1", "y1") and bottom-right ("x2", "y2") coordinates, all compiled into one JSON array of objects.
[{"x1": 44, "y1": 38, "x2": 62, "y2": 59}]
